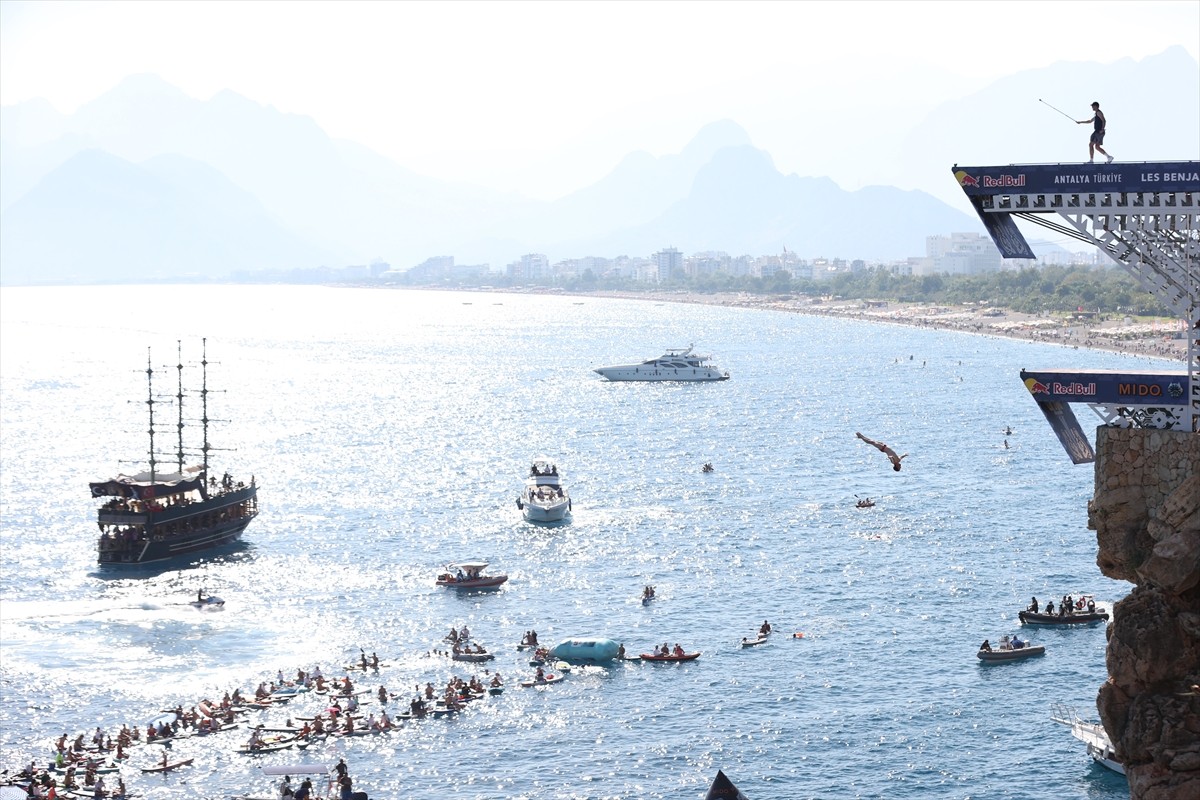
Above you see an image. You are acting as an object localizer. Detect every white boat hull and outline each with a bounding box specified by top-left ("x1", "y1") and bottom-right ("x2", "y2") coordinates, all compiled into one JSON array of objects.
[
  {"x1": 593, "y1": 365, "x2": 728, "y2": 382},
  {"x1": 519, "y1": 459, "x2": 570, "y2": 522},
  {"x1": 523, "y1": 499, "x2": 570, "y2": 522}
]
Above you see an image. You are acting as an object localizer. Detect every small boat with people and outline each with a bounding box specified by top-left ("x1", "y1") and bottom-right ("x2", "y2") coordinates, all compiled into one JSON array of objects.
[
  {"x1": 435, "y1": 561, "x2": 509, "y2": 589},
  {"x1": 451, "y1": 645, "x2": 495, "y2": 663},
  {"x1": 741, "y1": 620, "x2": 773, "y2": 647},
  {"x1": 93, "y1": 341, "x2": 259, "y2": 566},
  {"x1": 1050, "y1": 704, "x2": 1125, "y2": 774},
  {"x1": 593, "y1": 345, "x2": 730, "y2": 382},
  {"x1": 640, "y1": 646, "x2": 700, "y2": 662},
  {"x1": 1018, "y1": 594, "x2": 1109, "y2": 625},
  {"x1": 519, "y1": 668, "x2": 564, "y2": 688},
  {"x1": 516, "y1": 459, "x2": 571, "y2": 523},
  {"x1": 641, "y1": 585, "x2": 656, "y2": 605},
  {"x1": 977, "y1": 634, "x2": 1045, "y2": 662}
]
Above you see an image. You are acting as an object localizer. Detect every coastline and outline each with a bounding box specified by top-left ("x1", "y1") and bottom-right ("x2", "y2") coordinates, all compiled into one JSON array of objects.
[{"x1": 568, "y1": 290, "x2": 1189, "y2": 363}]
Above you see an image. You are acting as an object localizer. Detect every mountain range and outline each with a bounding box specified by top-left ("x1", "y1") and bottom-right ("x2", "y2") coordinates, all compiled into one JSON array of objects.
[{"x1": 1, "y1": 47, "x2": 1196, "y2": 285}]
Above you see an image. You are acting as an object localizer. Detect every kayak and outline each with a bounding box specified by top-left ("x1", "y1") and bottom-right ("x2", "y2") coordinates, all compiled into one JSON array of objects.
[
  {"x1": 740, "y1": 635, "x2": 768, "y2": 647},
  {"x1": 141, "y1": 758, "x2": 193, "y2": 773},
  {"x1": 640, "y1": 652, "x2": 700, "y2": 662},
  {"x1": 519, "y1": 673, "x2": 564, "y2": 687}
]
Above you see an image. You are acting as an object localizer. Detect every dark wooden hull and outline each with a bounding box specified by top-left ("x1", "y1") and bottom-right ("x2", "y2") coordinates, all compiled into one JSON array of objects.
[
  {"x1": 1019, "y1": 609, "x2": 1108, "y2": 625},
  {"x1": 97, "y1": 485, "x2": 257, "y2": 566}
]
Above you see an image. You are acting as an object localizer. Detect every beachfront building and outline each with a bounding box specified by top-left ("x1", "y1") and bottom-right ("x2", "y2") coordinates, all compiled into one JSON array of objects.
[
  {"x1": 915, "y1": 233, "x2": 1002, "y2": 276},
  {"x1": 506, "y1": 253, "x2": 551, "y2": 281},
  {"x1": 652, "y1": 247, "x2": 684, "y2": 282}
]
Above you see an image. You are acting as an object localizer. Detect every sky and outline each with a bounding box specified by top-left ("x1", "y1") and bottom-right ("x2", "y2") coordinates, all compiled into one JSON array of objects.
[{"x1": 2, "y1": 0, "x2": 1198, "y2": 201}]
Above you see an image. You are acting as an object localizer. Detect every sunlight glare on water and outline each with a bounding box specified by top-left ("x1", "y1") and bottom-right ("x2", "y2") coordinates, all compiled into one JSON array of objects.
[{"x1": 0, "y1": 285, "x2": 1145, "y2": 799}]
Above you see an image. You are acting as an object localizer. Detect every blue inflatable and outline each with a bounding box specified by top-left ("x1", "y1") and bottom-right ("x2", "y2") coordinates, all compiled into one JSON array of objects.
[{"x1": 549, "y1": 637, "x2": 620, "y2": 663}]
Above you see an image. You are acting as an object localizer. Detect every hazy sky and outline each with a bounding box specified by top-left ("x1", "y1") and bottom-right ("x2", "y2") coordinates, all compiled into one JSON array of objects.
[{"x1": 2, "y1": 0, "x2": 1197, "y2": 200}]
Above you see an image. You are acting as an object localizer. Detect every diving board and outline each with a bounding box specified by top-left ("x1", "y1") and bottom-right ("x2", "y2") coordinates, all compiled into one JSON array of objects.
[
  {"x1": 954, "y1": 160, "x2": 1200, "y2": 442},
  {"x1": 1019, "y1": 369, "x2": 1191, "y2": 464}
]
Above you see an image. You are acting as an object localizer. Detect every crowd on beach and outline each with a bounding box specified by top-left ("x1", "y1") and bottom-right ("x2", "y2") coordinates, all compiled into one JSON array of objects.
[{"x1": 590, "y1": 291, "x2": 1188, "y2": 361}]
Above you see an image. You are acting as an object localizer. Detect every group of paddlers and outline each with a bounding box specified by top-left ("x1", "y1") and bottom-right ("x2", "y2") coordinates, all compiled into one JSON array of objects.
[
  {"x1": 10, "y1": 761, "x2": 126, "y2": 798},
  {"x1": 1027, "y1": 595, "x2": 1097, "y2": 615}
]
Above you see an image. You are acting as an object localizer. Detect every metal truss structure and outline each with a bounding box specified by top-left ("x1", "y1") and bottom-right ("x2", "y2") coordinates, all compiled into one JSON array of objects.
[{"x1": 956, "y1": 162, "x2": 1199, "y2": 433}]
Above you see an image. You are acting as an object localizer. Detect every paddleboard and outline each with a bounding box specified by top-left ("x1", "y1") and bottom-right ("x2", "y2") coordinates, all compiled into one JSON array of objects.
[
  {"x1": 519, "y1": 673, "x2": 564, "y2": 687},
  {"x1": 141, "y1": 758, "x2": 193, "y2": 773}
]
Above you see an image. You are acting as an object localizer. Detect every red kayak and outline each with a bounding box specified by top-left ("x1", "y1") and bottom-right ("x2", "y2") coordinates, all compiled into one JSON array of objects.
[
  {"x1": 640, "y1": 652, "x2": 700, "y2": 662},
  {"x1": 141, "y1": 757, "x2": 194, "y2": 773}
]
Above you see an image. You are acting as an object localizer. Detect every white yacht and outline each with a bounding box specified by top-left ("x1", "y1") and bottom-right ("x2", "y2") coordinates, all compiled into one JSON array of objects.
[
  {"x1": 1051, "y1": 705, "x2": 1125, "y2": 775},
  {"x1": 516, "y1": 459, "x2": 571, "y2": 523},
  {"x1": 593, "y1": 345, "x2": 730, "y2": 382}
]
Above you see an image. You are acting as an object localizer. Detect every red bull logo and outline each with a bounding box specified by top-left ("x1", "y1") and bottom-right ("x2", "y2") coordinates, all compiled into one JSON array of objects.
[
  {"x1": 1024, "y1": 378, "x2": 1050, "y2": 395},
  {"x1": 954, "y1": 170, "x2": 979, "y2": 187},
  {"x1": 1024, "y1": 377, "x2": 1097, "y2": 396},
  {"x1": 981, "y1": 174, "x2": 1026, "y2": 188}
]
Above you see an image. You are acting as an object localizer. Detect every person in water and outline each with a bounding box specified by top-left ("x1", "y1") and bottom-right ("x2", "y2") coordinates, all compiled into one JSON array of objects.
[
  {"x1": 1077, "y1": 101, "x2": 1113, "y2": 163},
  {"x1": 856, "y1": 432, "x2": 908, "y2": 471}
]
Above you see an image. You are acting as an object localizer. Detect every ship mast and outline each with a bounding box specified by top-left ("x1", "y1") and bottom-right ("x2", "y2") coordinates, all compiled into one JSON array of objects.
[
  {"x1": 174, "y1": 340, "x2": 186, "y2": 473},
  {"x1": 146, "y1": 348, "x2": 157, "y2": 485},
  {"x1": 200, "y1": 337, "x2": 211, "y2": 476}
]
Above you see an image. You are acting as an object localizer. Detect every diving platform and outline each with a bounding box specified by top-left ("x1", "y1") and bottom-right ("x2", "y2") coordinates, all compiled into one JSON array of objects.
[{"x1": 953, "y1": 160, "x2": 1200, "y2": 453}]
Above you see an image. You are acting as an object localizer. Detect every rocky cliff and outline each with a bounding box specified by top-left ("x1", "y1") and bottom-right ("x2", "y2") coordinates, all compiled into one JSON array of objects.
[{"x1": 1089, "y1": 427, "x2": 1200, "y2": 800}]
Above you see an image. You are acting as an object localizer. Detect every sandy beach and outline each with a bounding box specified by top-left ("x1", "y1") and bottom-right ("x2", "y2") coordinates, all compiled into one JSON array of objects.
[{"x1": 580, "y1": 290, "x2": 1189, "y2": 363}]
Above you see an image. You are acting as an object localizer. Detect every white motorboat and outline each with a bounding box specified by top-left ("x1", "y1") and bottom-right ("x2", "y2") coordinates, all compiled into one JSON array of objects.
[
  {"x1": 976, "y1": 634, "x2": 1045, "y2": 662},
  {"x1": 1051, "y1": 705, "x2": 1125, "y2": 774},
  {"x1": 516, "y1": 459, "x2": 571, "y2": 523},
  {"x1": 593, "y1": 345, "x2": 730, "y2": 382}
]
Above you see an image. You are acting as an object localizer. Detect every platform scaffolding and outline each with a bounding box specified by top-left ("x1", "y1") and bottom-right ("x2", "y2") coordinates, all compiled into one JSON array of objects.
[{"x1": 952, "y1": 161, "x2": 1199, "y2": 453}]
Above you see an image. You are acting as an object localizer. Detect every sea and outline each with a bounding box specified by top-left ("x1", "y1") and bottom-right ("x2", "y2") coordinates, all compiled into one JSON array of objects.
[{"x1": 0, "y1": 284, "x2": 1163, "y2": 800}]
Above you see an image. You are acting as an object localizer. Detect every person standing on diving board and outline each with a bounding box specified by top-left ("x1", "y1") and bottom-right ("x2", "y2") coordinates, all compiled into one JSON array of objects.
[{"x1": 1077, "y1": 101, "x2": 1113, "y2": 163}]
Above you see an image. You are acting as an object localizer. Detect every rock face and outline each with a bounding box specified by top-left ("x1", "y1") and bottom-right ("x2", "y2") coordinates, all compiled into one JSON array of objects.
[{"x1": 1089, "y1": 427, "x2": 1200, "y2": 800}]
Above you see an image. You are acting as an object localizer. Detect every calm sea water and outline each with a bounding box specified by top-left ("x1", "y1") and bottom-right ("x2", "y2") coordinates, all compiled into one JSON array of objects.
[{"x1": 0, "y1": 284, "x2": 1160, "y2": 799}]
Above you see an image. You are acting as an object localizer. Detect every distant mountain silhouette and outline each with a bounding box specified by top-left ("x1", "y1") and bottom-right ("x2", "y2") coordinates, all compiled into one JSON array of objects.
[
  {"x1": 895, "y1": 46, "x2": 1199, "y2": 206},
  {"x1": 0, "y1": 149, "x2": 331, "y2": 284},
  {"x1": 563, "y1": 145, "x2": 976, "y2": 258},
  {"x1": 2, "y1": 48, "x2": 1194, "y2": 284}
]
